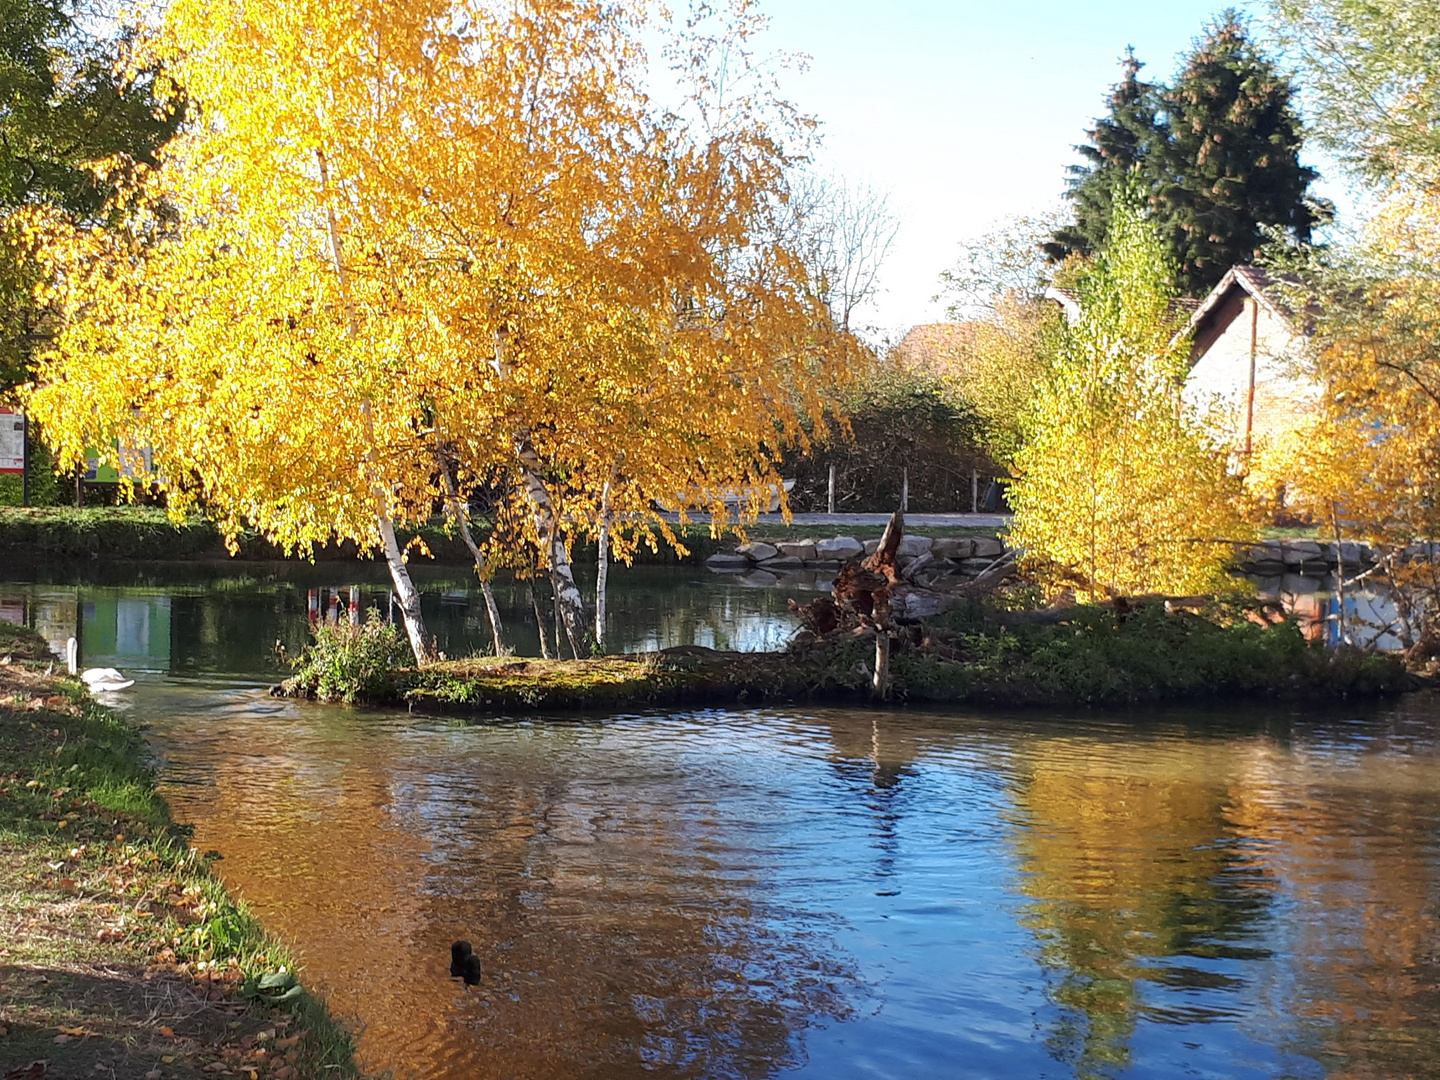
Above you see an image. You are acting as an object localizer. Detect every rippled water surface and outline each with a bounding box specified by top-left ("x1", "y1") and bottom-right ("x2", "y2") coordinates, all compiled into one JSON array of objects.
[
  {"x1": 131, "y1": 685, "x2": 1440, "y2": 1080},
  {"x1": 9, "y1": 567, "x2": 1440, "y2": 1077}
]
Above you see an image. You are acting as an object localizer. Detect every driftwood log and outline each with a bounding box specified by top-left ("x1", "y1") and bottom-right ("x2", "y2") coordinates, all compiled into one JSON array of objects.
[{"x1": 788, "y1": 511, "x2": 1020, "y2": 699}]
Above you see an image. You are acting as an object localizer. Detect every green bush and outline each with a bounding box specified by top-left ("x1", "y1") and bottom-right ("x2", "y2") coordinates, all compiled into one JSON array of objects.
[
  {"x1": 797, "y1": 600, "x2": 1411, "y2": 707},
  {"x1": 783, "y1": 366, "x2": 995, "y2": 513},
  {"x1": 0, "y1": 506, "x2": 226, "y2": 557},
  {"x1": 0, "y1": 438, "x2": 66, "y2": 506},
  {"x1": 285, "y1": 610, "x2": 415, "y2": 703},
  {"x1": 899, "y1": 602, "x2": 1410, "y2": 705}
]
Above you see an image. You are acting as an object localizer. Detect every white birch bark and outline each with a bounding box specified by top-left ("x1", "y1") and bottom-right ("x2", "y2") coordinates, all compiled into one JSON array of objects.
[
  {"x1": 517, "y1": 443, "x2": 587, "y2": 657},
  {"x1": 527, "y1": 572, "x2": 553, "y2": 659},
  {"x1": 595, "y1": 477, "x2": 612, "y2": 653},
  {"x1": 317, "y1": 147, "x2": 432, "y2": 664},
  {"x1": 375, "y1": 508, "x2": 433, "y2": 663}
]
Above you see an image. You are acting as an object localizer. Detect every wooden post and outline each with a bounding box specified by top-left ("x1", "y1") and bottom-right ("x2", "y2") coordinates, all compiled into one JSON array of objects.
[
  {"x1": 872, "y1": 631, "x2": 890, "y2": 700},
  {"x1": 21, "y1": 414, "x2": 29, "y2": 508},
  {"x1": 1244, "y1": 296, "x2": 1259, "y2": 465},
  {"x1": 901, "y1": 468, "x2": 909, "y2": 512},
  {"x1": 971, "y1": 468, "x2": 979, "y2": 514},
  {"x1": 1331, "y1": 505, "x2": 1350, "y2": 646},
  {"x1": 827, "y1": 464, "x2": 836, "y2": 515}
]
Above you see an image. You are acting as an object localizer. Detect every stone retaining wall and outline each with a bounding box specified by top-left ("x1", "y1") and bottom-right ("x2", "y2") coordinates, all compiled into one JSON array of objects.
[
  {"x1": 1231, "y1": 539, "x2": 1430, "y2": 575},
  {"x1": 705, "y1": 533, "x2": 1012, "y2": 585},
  {"x1": 708, "y1": 535, "x2": 1432, "y2": 591}
]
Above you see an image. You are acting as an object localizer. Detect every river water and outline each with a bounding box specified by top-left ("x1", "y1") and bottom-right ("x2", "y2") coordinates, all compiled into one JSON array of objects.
[{"x1": 7, "y1": 564, "x2": 1440, "y2": 1079}]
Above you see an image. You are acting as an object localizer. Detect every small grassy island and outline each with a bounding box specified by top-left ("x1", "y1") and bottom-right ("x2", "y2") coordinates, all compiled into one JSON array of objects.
[
  {"x1": 275, "y1": 512, "x2": 1411, "y2": 714},
  {"x1": 279, "y1": 599, "x2": 1409, "y2": 714},
  {"x1": 0, "y1": 624, "x2": 360, "y2": 1079}
]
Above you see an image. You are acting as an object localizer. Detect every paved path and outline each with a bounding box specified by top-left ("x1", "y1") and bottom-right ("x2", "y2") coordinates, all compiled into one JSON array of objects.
[{"x1": 661, "y1": 512, "x2": 1012, "y2": 529}]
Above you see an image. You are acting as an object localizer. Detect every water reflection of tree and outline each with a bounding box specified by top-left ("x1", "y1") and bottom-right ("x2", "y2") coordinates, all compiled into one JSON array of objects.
[
  {"x1": 1225, "y1": 730, "x2": 1440, "y2": 1077},
  {"x1": 166, "y1": 711, "x2": 857, "y2": 1079},
  {"x1": 404, "y1": 732, "x2": 858, "y2": 1078},
  {"x1": 1008, "y1": 735, "x2": 1278, "y2": 1080}
]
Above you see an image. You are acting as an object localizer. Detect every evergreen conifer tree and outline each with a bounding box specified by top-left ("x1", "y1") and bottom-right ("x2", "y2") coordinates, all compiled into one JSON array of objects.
[
  {"x1": 1046, "y1": 13, "x2": 1324, "y2": 295},
  {"x1": 1157, "y1": 12, "x2": 1323, "y2": 293},
  {"x1": 1042, "y1": 48, "x2": 1166, "y2": 263}
]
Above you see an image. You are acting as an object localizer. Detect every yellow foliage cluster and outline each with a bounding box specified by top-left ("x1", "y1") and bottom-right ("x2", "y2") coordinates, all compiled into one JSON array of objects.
[
  {"x1": 1008, "y1": 186, "x2": 1253, "y2": 600},
  {"x1": 23, "y1": 0, "x2": 853, "y2": 565},
  {"x1": 1252, "y1": 189, "x2": 1440, "y2": 642}
]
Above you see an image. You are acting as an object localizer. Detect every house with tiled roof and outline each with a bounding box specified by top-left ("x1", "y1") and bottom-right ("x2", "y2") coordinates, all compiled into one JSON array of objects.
[
  {"x1": 889, "y1": 322, "x2": 978, "y2": 376},
  {"x1": 1178, "y1": 266, "x2": 1314, "y2": 458},
  {"x1": 1046, "y1": 266, "x2": 1314, "y2": 460}
]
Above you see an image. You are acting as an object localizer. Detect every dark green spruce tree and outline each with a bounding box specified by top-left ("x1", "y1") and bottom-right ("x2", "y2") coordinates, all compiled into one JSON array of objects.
[
  {"x1": 1046, "y1": 13, "x2": 1325, "y2": 295},
  {"x1": 1, "y1": 0, "x2": 183, "y2": 390},
  {"x1": 1042, "y1": 47, "x2": 1166, "y2": 264},
  {"x1": 1156, "y1": 12, "x2": 1325, "y2": 293}
]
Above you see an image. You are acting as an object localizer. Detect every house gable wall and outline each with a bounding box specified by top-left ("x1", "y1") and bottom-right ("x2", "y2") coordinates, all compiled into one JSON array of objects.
[{"x1": 1183, "y1": 295, "x2": 1315, "y2": 450}]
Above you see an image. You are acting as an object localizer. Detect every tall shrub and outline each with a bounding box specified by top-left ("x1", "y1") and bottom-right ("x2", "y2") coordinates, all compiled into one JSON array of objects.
[{"x1": 1009, "y1": 181, "x2": 1251, "y2": 600}]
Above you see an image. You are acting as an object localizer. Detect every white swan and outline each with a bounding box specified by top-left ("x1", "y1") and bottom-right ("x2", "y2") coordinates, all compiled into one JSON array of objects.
[
  {"x1": 65, "y1": 638, "x2": 135, "y2": 690},
  {"x1": 79, "y1": 665, "x2": 135, "y2": 692}
]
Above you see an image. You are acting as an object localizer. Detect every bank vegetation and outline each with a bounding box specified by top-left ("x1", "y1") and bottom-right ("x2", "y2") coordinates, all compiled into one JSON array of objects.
[{"x1": 0, "y1": 625, "x2": 361, "y2": 1078}]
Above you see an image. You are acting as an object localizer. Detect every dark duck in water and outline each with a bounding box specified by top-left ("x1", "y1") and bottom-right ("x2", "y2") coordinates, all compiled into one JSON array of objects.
[{"x1": 450, "y1": 940, "x2": 482, "y2": 985}]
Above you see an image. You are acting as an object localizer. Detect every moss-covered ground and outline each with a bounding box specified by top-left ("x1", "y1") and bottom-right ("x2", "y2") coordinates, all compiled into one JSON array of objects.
[{"x1": 0, "y1": 626, "x2": 365, "y2": 1079}]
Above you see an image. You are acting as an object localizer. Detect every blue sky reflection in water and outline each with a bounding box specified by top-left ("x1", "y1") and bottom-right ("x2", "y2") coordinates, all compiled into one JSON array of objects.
[{"x1": 7, "y1": 566, "x2": 1440, "y2": 1076}]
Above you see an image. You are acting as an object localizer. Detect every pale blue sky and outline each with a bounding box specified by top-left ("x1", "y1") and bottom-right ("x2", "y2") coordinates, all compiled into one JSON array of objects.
[{"x1": 755, "y1": 0, "x2": 1339, "y2": 338}]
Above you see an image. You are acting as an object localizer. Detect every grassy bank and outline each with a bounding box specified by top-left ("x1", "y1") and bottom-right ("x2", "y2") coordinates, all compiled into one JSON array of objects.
[
  {"x1": 0, "y1": 626, "x2": 363, "y2": 1078},
  {"x1": 282, "y1": 600, "x2": 1409, "y2": 713}
]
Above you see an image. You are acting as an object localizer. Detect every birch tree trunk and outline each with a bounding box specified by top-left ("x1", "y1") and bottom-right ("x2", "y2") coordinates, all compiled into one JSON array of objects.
[
  {"x1": 527, "y1": 571, "x2": 553, "y2": 660},
  {"x1": 375, "y1": 508, "x2": 433, "y2": 664},
  {"x1": 517, "y1": 442, "x2": 587, "y2": 657},
  {"x1": 318, "y1": 146, "x2": 432, "y2": 665},
  {"x1": 440, "y1": 464, "x2": 507, "y2": 655},
  {"x1": 595, "y1": 477, "x2": 612, "y2": 653}
]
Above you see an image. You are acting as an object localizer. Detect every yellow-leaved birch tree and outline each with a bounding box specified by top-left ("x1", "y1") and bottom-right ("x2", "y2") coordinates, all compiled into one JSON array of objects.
[
  {"x1": 1008, "y1": 182, "x2": 1251, "y2": 600},
  {"x1": 1254, "y1": 190, "x2": 1440, "y2": 649},
  {"x1": 26, "y1": 0, "x2": 854, "y2": 661}
]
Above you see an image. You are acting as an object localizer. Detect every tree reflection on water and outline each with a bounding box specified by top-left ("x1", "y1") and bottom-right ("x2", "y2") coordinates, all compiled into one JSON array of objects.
[
  {"x1": 161, "y1": 704, "x2": 858, "y2": 1079},
  {"x1": 1009, "y1": 733, "x2": 1279, "y2": 1077},
  {"x1": 1009, "y1": 711, "x2": 1440, "y2": 1080}
]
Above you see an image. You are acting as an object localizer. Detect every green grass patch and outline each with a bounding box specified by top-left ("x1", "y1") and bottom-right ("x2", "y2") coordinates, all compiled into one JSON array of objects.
[
  {"x1": 874, "y1": 601, "x2": 1409, "y2": 706},
  {"x1": 0, "y1": 663, "x2": 366, "y2": 1078}
]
